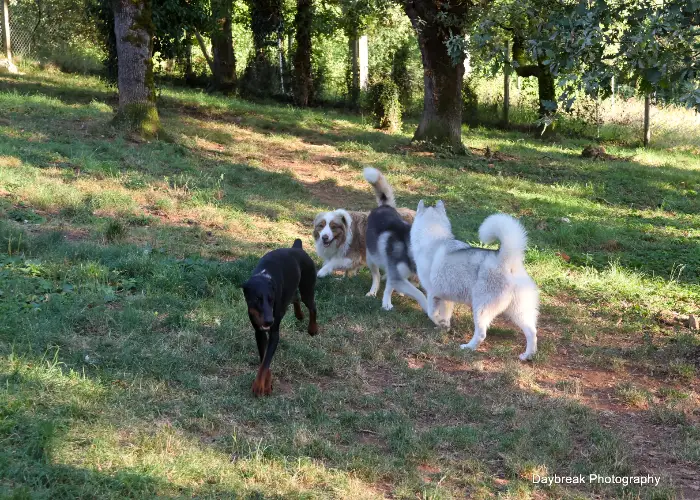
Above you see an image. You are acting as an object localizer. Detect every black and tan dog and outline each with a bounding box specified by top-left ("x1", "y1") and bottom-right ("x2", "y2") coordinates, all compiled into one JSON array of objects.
[{"x1": 242, "y1": 239, "x2": 319, "y2": 396}]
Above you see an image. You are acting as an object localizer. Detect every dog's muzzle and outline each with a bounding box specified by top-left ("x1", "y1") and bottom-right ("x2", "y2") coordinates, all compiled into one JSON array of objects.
[{"x1": 321, "y1": 236, "x2": 334, "y2": 248}]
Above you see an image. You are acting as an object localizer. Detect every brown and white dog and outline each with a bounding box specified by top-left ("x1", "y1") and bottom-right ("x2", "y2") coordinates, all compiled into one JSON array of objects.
[{"x1": 314, "y1": 207, "x2": 415, "y2": 278}]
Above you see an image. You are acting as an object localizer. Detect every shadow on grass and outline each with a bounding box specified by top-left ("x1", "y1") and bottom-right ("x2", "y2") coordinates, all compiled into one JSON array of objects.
[
  {"x1": 2, "y1": 72, "x2": 699, "y2": 285},
  {"x1": 0, "y1": 371, "x2": 177, "y2": 498},
  {"x1": 0, "y1": 73, "x2": 117, "y2": 106}
]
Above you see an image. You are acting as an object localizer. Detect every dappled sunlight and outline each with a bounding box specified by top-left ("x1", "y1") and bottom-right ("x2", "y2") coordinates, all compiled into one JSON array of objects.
[
  {"x1": 0, "y1": 155, "x2": 23, "y2": 168},
  {"x1": 1, "y1": 70, "x2": 699, "y2": 498},
  {"x1": 0, "y1": 353, "x2": 387, "y2": 498}
]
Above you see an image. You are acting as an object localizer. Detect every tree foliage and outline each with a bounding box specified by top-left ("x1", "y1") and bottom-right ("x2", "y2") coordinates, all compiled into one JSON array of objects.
[{"x1": 463, "y1": 0, "x2": 700, "y2": 120}]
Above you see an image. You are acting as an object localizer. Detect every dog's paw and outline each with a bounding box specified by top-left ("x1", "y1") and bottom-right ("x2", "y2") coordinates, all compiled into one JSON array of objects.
[
  {"x1": 252, "y1": 368, "x2": 273, "y2": 396},
  {"x1": 382, "y1": 302, "x2": 394, "y2": 311},
  {"x1": 438, "y1": 320, "x2": 451, "y2": 330},
  {"x1": 308, "y1": 321, "x2": 319, "y2": 336},
  {"x1": 263, "y1": 370, "x2": 273, "y2": 395},
  {"x1": 317, "y1": 269, "x2": 329, "y2": 278},
  {"x1": 460, "y1": 342, "x2": 478, "y2": 351},
  {"x1": 366, "y1": 290, "x2": 377, "y2": 297},
  {"x1": 519, "y1": 351, "x2": 534, "y2": 361}
]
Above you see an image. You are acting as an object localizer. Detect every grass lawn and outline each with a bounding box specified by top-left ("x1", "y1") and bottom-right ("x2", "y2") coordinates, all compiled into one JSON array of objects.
[{"x1": 1, "y1": 69, "x2": 699, "y2": 499}]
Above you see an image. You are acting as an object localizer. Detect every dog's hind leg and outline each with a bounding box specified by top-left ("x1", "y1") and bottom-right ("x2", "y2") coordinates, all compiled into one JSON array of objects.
[
  {"x1": 392, "y1": 279, "x2": 428, "y2": 312},
  {"x1": 366, "y1": 262, "x2": 381, "y2": 297},
  {"x1": 460, "y1": 308, "x2": 490, "y2": 351},
  {"x1": 461, "y1": 297, "x2": 507, "y2": 352},
  {"x1": 299, "y1": 273, "x2": 319, "y2": 336},
  {"x1": 293, "y1": 296, "x2": 304, "y2": 320},
  {"x1": 505, "y1": 298, "x2": 538, "y2": 361}
]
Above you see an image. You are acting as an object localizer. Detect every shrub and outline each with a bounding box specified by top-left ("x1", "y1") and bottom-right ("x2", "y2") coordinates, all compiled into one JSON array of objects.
[
  {"x1": 391, "y1": 43, "x2": 412, "y2": 109},
  {"x1": 365, "y1": 79, "x2": 402, "y2": 132},
  {"x1": 462, "y1": 77, "x2": 479, "y2": 126},
  {"x1": 104, "y1": 219, "x2": 127, "y2": 243},
  {"x1": 239, "y1": 53, "x2": 281, "y2": 99}
]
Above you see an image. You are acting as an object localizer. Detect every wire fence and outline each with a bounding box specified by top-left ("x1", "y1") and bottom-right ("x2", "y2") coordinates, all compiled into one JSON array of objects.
[{"x1": 1, "y1": 5, "x2": 40, "y2": 57}]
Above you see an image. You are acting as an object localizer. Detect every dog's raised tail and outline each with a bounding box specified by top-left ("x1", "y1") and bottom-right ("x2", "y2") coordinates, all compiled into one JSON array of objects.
[
  {"x1": 363, "y1": 167, "x2": 396, "y2": 208},
  {"x1": 479, "y1": 214, "x2": 527, "y2": 268},
  {"x1": 292, "y1": 239, "x2": 303, "y2": 249}
]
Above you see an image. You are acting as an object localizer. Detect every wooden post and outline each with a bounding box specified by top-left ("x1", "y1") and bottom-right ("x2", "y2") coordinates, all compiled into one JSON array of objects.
[
  {"x1": 643, "y1": 93, "x2": 651, "y2": 147},
  {"x1": 610, "y1": 75, "x2": 615, "y2": 109},
  {"x1": 503, "y1": 45, "x2": 510, "y2": 126},
  {"x1": 2, "y1": 0, "x2": 17, "y2": 72},
  {"x1": 358, "y1": 35, "x2": 368, "y2": 90},
  {"x1": 277, "y1": 32, "x2": 285, "y2": 94}
]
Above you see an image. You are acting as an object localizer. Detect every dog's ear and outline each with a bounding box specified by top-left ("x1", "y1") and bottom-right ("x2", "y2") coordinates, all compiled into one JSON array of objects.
[
  {"x1": 417, "y1": 200, "x2": 425, "y2": 214},
  {"x1": 436, "y1": 200, "x2": 446, "y2": 214},
  {"x1": 339, "y1": 210, "x2": 352, "y2": 228}
]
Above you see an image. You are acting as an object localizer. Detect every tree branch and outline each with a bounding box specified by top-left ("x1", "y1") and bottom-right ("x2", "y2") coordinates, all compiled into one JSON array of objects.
[{"x1": 194, "y1": 29, "x2": 215, "y2": 75}]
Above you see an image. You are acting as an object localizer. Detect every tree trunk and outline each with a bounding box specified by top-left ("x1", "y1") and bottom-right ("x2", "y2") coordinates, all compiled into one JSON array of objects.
[
  {"x1": 503, "y1": 45, "x2": 510, "y2": 126},
  {"x1": 112, "y1": 0, "x2": 159, "y2": 137},
  {"x1": 210, "y1": 0, "x2": 236, "y2": 93},
  {"x1": 293, "y1": 0, "x2": 312, "y2": 106},
  {"x1": 643, "y1": 93, "x2": 651, "y2": 147},
  {"x1": 403, "y1": 2, "x2": 465, "y2": 152},
  {"x1": 512, "y1": 37, "x2": 556, "y2": 136},
  {"x1": 183, "y1": 32, "x2": 195, "y2": 85},
  {"x1": 536, "y1": 63, "x2": 556, "y2": 136}
]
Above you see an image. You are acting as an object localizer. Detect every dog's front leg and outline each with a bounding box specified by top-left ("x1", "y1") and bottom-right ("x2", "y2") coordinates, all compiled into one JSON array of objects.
[
  {"x1": 438, "y1": 300, "x2": 455, "y2": 329},
  {"x1": 427, "y1": 292, "x2": 440, "y2": 324},
  {"x1": 252, "y1": 323, "x2": 280, "y2": 397},
  {"x1": 254, "y1": 329, "x2": 268, "y2": 362},
  {"x1": 316, "y1": 262, "x2": 336, "y2": 278}
]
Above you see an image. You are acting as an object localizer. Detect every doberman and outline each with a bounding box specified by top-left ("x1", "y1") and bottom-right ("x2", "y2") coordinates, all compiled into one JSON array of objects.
[{"x1": 242, "y1": 239, "x2": 319, "y2": 396}]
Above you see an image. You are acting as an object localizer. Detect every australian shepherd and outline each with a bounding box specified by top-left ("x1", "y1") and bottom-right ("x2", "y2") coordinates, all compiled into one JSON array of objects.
[{"x1": 313, "y1": 172, "x2": 414, "y2": 278}]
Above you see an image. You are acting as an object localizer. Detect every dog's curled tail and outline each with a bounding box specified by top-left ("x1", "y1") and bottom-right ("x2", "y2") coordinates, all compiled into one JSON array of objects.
[
  {"x1": 479, "y1": 214, "x2": 528, "y2": 269},
  {"x1": 292, "y1": 239, "x2": 303, "y2": 249},
  {"x1": 363, "y1": 167, "x2": 396, "y2": 208}
]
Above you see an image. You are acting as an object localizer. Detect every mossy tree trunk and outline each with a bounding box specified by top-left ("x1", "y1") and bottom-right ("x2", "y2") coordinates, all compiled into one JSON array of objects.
[
  {"x1": 210, "y1": 0, "x2": 236, "y2": 93},
  {"x1": 112, "y1": 0, "x2": 159, "y2": 137},
  {"x1": 293, "y1": 0, "x2": 313, "y2": 106},
  {"x1": 403, "y1": 1, "x2": 465, "y2": 152},
  {"x1": 512, "y1": 36, "x2": 557, "y2": 136}
]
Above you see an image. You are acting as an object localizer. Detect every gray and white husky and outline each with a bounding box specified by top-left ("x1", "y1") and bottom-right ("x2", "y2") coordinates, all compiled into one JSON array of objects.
[
  {"x1": 410, "y1": 201, "x2": 539, "y2": 360},
  {"x1": 364, "y1": 167, "x2": 428, "y2": 312}
]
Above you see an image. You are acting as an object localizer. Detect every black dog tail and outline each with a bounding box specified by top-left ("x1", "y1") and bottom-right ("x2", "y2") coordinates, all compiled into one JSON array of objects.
[{"x1": 292, "y1": 238, "x2": 303, "y2": 249}]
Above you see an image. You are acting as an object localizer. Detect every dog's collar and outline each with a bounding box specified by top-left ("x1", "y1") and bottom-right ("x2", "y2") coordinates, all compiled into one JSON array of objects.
[{"x1": 253, "y1": 269, "x2": 272, "y2": 281}]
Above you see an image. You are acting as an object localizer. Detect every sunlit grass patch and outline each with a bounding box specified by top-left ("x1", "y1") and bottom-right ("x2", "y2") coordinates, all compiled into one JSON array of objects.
[{"x1": 1, "y1": 69, "x2": 699, "y2": 498}]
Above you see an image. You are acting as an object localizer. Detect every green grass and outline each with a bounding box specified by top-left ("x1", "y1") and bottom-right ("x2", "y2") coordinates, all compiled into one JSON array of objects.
[{"x1": 0, "y1": 68, "x2": 699, "y2": 499}]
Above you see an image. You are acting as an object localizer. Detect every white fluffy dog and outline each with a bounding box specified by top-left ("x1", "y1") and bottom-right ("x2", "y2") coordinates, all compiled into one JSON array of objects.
[{"x1": 410, "y1": 201, "x2": 539, "y2": 360}]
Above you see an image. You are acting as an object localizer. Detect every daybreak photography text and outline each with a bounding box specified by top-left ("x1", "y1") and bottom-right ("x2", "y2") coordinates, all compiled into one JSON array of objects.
[{"x1": 532, "y1": 474, "x2": 661, "y2": 487}]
